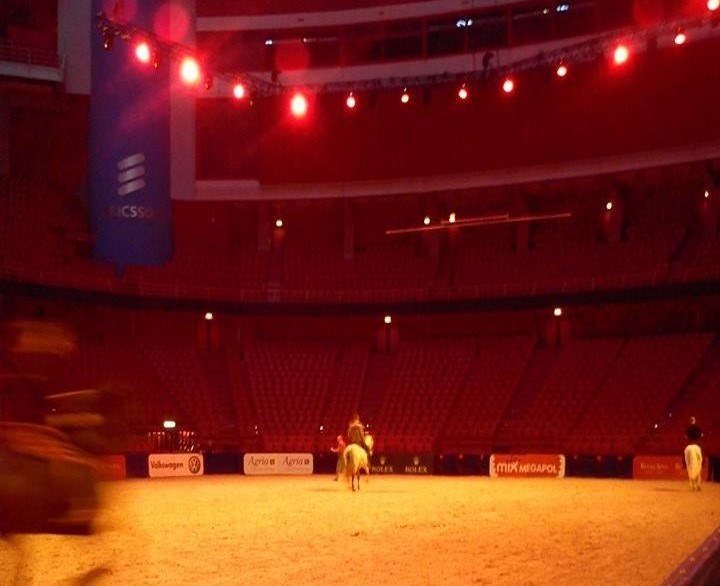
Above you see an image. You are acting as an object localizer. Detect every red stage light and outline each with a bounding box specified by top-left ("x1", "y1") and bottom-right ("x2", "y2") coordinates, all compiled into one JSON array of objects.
[
  {"x1": 290, "y1": 92, "x2": 308, "y2": 117},
  {"x1": 556, "y1": 63, "x2": 568, "y2": 78},
  {"x1": 401, "y1": 88, "x2": 410, "y2": 103},
  {"x1": 180, "y1": 57, "x2": 201, "y2": 84},
  {"x1": 674, "y1": 31, "x2": 687, "y2": 45},
  {"x1": 613, "y1": 44, "x2": 630, "y2": 66},
  {"x1": 457, "y1": 84, "x2": 468, "y2": 100},
  {"x1": 232, "y1": 83, "x2": 246, "y2": 100},
  {"x1": 502, "y1": 78, "x2": 515, "y2": 93},
  {"x1": 346, "y1": 92, "x2": 356, "y2": 109},
  {"x1": 708, "y1": 0, "x2": 719, "y2": 12},
  {"x1": 135, "y1": 41, "x2": 151, "y2": 64}
]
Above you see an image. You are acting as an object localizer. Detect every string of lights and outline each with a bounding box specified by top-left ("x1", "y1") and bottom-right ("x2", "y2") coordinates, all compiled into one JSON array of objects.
[
  {"x1": 97, "y1": 6, "x2": 719, "y2": 103},
  {"x1": 96, "y1": 11, "x2": 280, "y2": 96}
]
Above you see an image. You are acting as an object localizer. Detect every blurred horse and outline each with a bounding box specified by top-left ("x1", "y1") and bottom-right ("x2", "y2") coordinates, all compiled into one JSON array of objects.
[
  {"x1": 344, "y1": 434, "x2": 374, "y2": 491},
  {"x1": 0, "y1": 421, "x2": 99, "y2": 535},
  {"x1": 1, "y1": 318, "x2": 125, "y2": 584},
  {"x1": 0, "y1": 389, "x2": 126, "y2": 584}
]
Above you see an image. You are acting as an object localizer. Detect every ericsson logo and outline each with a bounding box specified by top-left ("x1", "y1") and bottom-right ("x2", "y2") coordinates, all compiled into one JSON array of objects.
[
  {"x1": 108, "y1": 152, "x2": 157, "y2": 220},
  {"x1": 117, "y1": 153, "x2": 146, "y2": 196}
]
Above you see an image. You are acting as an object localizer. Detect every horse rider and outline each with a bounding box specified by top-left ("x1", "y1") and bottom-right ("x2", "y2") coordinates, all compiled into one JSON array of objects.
[{"x1": 347, "y1": 413, "x2": 371, "y2": 462}]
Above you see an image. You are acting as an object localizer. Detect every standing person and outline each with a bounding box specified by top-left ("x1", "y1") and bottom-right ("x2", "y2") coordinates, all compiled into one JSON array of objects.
[
  {"x1": 347, "y1": 413, "x2": 371, "y2": 460},
  {"x1": 330, "y1": 434, "x2": 347, "y2": 481},
  {"x1": 684, "y1": 416, "x2": 703, "y2": 492}
]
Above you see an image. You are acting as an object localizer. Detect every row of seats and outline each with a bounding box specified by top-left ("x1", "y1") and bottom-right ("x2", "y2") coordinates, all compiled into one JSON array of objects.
[
  {"x1": 3, "y1": 310, "x2": 716, "y2": 457},
  {"x1": 1, "y1": 177, "x2": 718, "y2": 304}
]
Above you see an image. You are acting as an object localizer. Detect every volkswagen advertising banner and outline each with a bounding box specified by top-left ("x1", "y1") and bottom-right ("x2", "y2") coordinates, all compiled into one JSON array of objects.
[
  {"x1": 148, "y1": 453, "x2": 204, "y2": 478},
  {"x1": 89, "y1": 0, "x2": 173, "y2": 269}
]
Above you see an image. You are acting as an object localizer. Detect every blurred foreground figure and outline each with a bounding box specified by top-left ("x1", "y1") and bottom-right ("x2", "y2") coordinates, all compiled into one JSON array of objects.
[
  {"x1": 0, "y1": 387, "x2": 126, "y2": 534},
  {"x1": 1, "y1": 319, "x2": 125, "y2": 584}
]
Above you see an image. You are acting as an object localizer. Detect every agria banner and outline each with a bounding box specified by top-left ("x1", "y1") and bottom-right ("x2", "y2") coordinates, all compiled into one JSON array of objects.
[{"x1": 89, "y1": 0, "x2": 172, "y2": 269}]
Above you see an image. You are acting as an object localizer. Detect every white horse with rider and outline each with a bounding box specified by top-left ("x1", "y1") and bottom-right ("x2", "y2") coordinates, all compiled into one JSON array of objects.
[{"x1": 344, "y1": 433, "x2": 373, "y2": 491}]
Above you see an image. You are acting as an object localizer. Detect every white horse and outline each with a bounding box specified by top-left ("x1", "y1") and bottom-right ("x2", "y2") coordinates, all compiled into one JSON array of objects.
[
  {"x1": 684, "y1": 443, "x2": 703, "y2": 491},
  {"x1": 343, "y1": 434, "x2": 373, "y2": 492}
]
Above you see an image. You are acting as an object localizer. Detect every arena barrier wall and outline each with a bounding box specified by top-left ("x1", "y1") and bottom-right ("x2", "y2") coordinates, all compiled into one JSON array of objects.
[{"x1": 96, "y1": 455, "x2": 127, "y2": 480}]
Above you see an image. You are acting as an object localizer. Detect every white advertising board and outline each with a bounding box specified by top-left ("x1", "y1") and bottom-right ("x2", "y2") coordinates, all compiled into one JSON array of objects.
[
  {"x1": 243, "y1": 453, "x2": 314, "y2": 475},
  {"x1": 148, "y1": 453, "x2": 204, "y2": 478}
]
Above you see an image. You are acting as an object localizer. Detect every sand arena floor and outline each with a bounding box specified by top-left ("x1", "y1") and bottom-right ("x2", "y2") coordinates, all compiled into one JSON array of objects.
[{"x1": 1, "y1": 475, "x2": 718, "y2": 586}]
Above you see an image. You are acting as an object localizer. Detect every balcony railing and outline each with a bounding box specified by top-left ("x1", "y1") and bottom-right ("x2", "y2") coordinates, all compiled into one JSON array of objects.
[{"x1": 0, "y1": 41, "x2": 63, "y2": 82}]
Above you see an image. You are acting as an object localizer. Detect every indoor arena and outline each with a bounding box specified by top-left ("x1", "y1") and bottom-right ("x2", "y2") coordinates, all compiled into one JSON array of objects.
[{"x1": 1, "y1": 1, "x2": 720, "y2": 585}]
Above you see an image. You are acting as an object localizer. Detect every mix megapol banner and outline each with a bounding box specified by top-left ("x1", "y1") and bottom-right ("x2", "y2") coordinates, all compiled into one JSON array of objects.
[
  {"x1": 89, "y1": 0, "x2": 173, "y2": 269},
  {"x1": 489, "y1": 454, "x2": 566, "y2": 478}
]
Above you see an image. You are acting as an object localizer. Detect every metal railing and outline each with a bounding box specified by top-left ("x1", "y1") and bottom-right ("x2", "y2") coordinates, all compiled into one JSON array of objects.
[{"x1": 0, "y1": 40, "x2": 60, "y2": 68}]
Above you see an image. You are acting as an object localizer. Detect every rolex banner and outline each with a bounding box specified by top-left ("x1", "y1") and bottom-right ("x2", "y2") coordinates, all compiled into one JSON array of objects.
[
  {"x1": 370, "y1": 454, "x2": 434, "y2": 475},
  {"x1": 89, "y1": 0, "x2": 173, "y2": 268}
]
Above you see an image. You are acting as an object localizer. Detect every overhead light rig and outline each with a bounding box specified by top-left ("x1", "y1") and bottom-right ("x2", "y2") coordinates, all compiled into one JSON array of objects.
[
  {"x1": 97, "y1": 8, "x2": 717, "y2": 99},
  {"x1": 319, "y1": 11, "x2": 717, "y2": 96},
  {"x1": 96, "y1": 11, "x2": 279, "y2": 97}
]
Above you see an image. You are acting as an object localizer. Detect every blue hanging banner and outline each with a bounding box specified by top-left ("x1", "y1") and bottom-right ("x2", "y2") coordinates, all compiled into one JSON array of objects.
[{"x1": 89, "y1": 0, "x2": 173, "y2": 269}]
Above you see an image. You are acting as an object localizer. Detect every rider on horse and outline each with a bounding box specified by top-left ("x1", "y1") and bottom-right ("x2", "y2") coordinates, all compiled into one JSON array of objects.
[{"x1": 347, "y1": 413, "x2": 371, "y2": 462}]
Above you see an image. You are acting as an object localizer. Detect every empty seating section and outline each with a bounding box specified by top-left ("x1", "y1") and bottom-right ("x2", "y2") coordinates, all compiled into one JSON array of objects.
[
  {"x1": 671, "y1": 235, "x2": 720, "y2": 283},
  {"x1": 1, "y1": 176, "x2": 718, "y2": 303},
  {"x1": 641, "y1": 342, "x2": 720, "y2": 456},
  {"x1": 452, "y1": 224, "x2": 517, "y2": 296},
  {"x1": 375, "y1": 339, "x2": 476, "y2": 453},
  {"x1": 319, "y1": 342, "x2": 369, "y2": 445},
  {"x1": 142, "y1": 345, "x2": 216, "y2": 437},
  {"x1": 282, "y1": 238, "x2": 434, "y2": 302},
  {"x1": 244, "y1": 341, "x2": 339, "y2": 451},
  {"x1": 126, "y1": 246, "x2": 267, "y2": 302},
  {"x1": 2, "y1": 301, "x2": 718, "y2": 458},
  {"x1": 443, "y1": 336, "x2": 536, "y2": 453},
  {"x1": 566, "y1": 333, "x2": 714, "y2": 454},
  {"x1": 498, "y1": 338, "x2": 625, "y2": 452},
  {"x1": 225, "y1": 351, "x2": 261, "y2": 440},
  {"x1": 61, "y1": 338, "x2": 178, "y2": 452}
]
